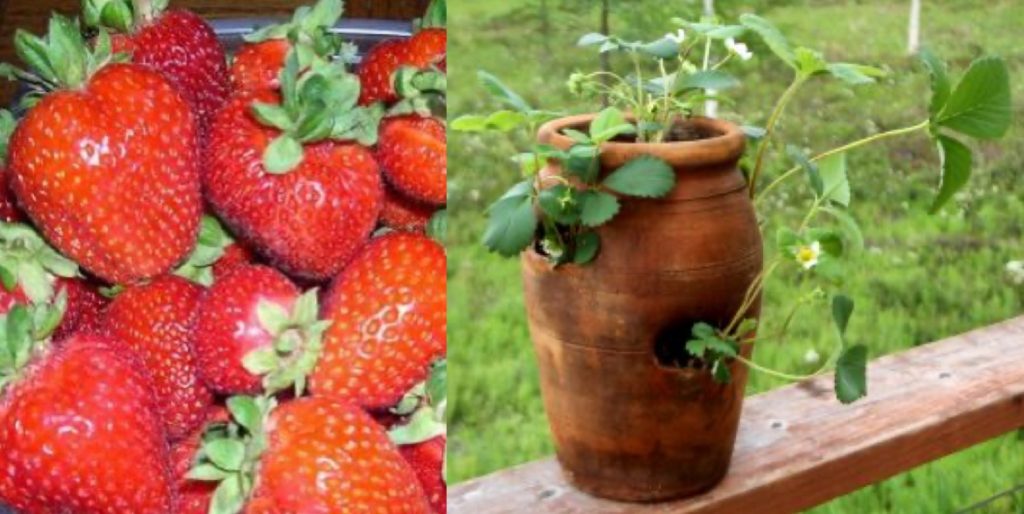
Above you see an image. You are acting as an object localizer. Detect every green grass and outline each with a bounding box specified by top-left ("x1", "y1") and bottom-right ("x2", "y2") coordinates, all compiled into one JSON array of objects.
[{"x1": 447, "y1": 0, "x2": 1024, "y2": 511}]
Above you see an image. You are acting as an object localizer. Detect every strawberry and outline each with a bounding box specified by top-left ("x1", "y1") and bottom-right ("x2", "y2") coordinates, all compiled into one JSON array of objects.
[
  {"x1": 84, "y1": 0, "x2": 230, "y2": 134},
  {"x1": 190, "y1": 396, "x2": 429, "y2": 513},
  {"x1": 401, "y1": 437, "x2": 447, "y2": 514},
  {"x1": 0, "y1": 222, "x2": 105, "y2": 340},
  {"x1": 0, "y1": 111, "x2": 22, "y2": 223},
  {"x1": 204, "y1": 55, "x2": 383, "y2": 280},
  {"x1": 312, "y1": 233, "x2": 446, "y2": 408},
  {"x1": 358, "y1": 0, "x2": 446, "y2": 106},
  {"x1": 7, "y1": 17, "x2": 202, "y2": 285},
  {"x1": 381, "y1": 184, "x2": 436, "y2": 233},
  {"x1": 104, "y1": 275, "x2": 213, "y2": 441},
  {"x1": 171, "y1": 406, "x2": 228, "y2": 514},
  {"x1": 0, "y1": 306, "x2": 174, "y2": 513},
  {"x1": 378, "y1": 114, "x2": 447, "y2": 205},
  {"x1": 194, "y1": 264, "x2": 328, "y2": 396},
  {"x1": 390, "y1": 360, "x2": 447, "y2": 514},
  {"x1": 51, "y1": 277, "x2": 107, "y2": 341},
  {"x1": 214, "y1": 243, "x2": 255, "y2": 280},
  {"x1": 230, "y1": 0, "x2": 347, "y2": 93}
]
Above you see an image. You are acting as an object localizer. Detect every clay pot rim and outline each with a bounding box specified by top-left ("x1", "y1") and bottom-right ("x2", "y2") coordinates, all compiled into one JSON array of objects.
[{"x1": 538, "y1": 114, "x2": 745, "y2": 169}]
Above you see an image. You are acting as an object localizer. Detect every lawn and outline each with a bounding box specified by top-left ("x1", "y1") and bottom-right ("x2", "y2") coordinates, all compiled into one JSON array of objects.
[{"x1": 447, "y1": 0, "x2": 1024, "y2": 511}]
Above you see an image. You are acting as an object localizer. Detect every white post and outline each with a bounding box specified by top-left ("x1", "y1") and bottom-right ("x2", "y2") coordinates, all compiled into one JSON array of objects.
[
  {"x1": 908, "y1": 0, "x2": 921, "y2": 55},
  {"x1": 703, "y1": 0, "x2": 718, "y2": 118}
]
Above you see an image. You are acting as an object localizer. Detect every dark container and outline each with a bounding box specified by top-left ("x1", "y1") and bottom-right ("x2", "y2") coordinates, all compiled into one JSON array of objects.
[{"x1": 522, "y1": 114, "x2": 763, "y2": 502}]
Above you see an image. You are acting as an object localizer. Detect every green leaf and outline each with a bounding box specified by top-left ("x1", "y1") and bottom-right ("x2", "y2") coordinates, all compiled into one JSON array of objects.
[
  {"x1": 427, "y1": 209, "x2": 447, "y2": 243},
  {"x1": 573, "y1": 231, "x2": 600, "y2": 265},
  {"x1": 450, "y1": 115, "x2": 488, "y2": 132},
  {"x1": 241, "y1": 347, "x2": 279, "y2": 375},
  {"x1": 736, "y1": 318, "x2": 758, "y2": 336},
  {"x1": 821, "y1": 206, "x2": 863, "y2": 255},
  {"x1": 787, "y1": 146, "x2": 822, "y2": 197},
  {"x1": 578, "y1": 190, "x2": 620, "y2": 227},
  {"x1": 187, "y1": 463, "x2": 231, "y2": 482},
  {"x1": 819, "y1": 153, "x2": 850, "y2": 207},
  {"x1": 808, "y1": 228, "x2": 844, "y2": 257},
  {"x1": 565, "y1": 144, "x2": 599, "y2": 183},
  {"x1": 14, "y1": 30, "x2": 58, "y2": 84},
  {"x1": 640, "y1": 37, "x2": 679, "y2": 59},
  {"x1": 712, "y1": 359, "x2": 732, "y2": 383},
  {"x1": 835, "y1": 344, "x2": 867, "y2": 404},
  {"x1": 262, "y1": 135, "x2": 304, "y2": 174},
  {"x1": 776, "y1": 227, "x2": 800, "y2": 255},
  {"x1": 204, "y1": 439, "x2": 246, "y2": 472},
  {"x1": 255, "y1": 300, "x2": 290, "y2": 334},
  {"x1": 226, "y1": 396, "x2": 261, "y2": 434},
  {"x1": 692, "y1": 322, "x2": 716, "y2": 340},
  {"x1": 478, "y1": 70, "x2": 530, "y2": 112},
  {"x1": 485, "y1": 110, "x2": 528, "y2": 131},
  {"x1": 919, "y1": 48, "x2": 951, "y2": 118},
  {"x1": 826, "y1": 63, "x2": 885, "y2": 86},
  {"x1": 537, "y1": 185, "x2": 579, "y2": 224},
  {"x1": 706, "y1": 25, "x2": 747, "y2": 40},
  {"x1": 210, "y1": 476, "x2": 245, "y2": 514},
  {"x1": 674, "y1": 70, "x2": 740, "y2": 92},
  {"x1": 483, "y1": 194, "x2": 538, "y2": 257},
  {"x1": 588, "y1": 107, "x2": 634, "y2": 143},
  {"x1": 794, "y1": 47, "x2": 827, "y2": 77},
  {"x1": 577, "y1": 33, "x2": 609, "y2": 47},
  {"x1": 936, "y1": 56, "x2": 1012, "y2": 139},
  {"x1": 739, "y1": 13, "x2": 795, "y2": 67},
  {"x1": 602, "y1": 156, "x2": 675, "y2": 198},
  {"x1": 929, "y1": 135, "x2": 972, "y2": 213},
  {"x1": 831, "y1": 294, "x2": 854, "y2": 337},
  {"x1": 562, "y1": 129, "x2": 591, "y2": 144}
]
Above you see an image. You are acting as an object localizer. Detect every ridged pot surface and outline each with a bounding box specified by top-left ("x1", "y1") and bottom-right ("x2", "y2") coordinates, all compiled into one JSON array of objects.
[{"x1": 522, "y1": 114, "x2": 763, "y2": 502}]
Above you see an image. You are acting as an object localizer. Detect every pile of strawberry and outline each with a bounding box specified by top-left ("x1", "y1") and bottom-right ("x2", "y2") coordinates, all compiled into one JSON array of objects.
[{"x1": 0, "y1": 0, "x2": 447, "y2": 512}]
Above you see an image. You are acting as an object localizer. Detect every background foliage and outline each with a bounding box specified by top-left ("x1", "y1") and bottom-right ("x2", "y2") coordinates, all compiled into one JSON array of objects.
[{"x1": 448, "y1": 0, "x2": 1024, "y2": 511}]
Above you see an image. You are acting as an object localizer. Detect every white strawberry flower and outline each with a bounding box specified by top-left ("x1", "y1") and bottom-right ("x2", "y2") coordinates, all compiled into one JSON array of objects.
[
  {"x1": 665, "y1": 29, "x2": 686, "y2": 44},
  {"x1": 725, "y1": 37, "x2": 753, "y2": 61},
  {"x1": 804, "y1": 348, "x2": 821, "y2": 365},
  {"x1": 795, "y1": 241, "x2": 821, "y2": 270}
]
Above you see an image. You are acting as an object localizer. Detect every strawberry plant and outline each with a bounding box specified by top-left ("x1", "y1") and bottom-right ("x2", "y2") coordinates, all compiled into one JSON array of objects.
[{"x1": 454, "y1": 13, "x2": 1012, "y2": 403}]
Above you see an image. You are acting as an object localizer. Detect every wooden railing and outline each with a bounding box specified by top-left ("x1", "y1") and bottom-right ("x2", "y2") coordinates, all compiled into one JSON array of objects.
[{"x1": 450, "y1": 315, "x2": 1024, "y2": 513}]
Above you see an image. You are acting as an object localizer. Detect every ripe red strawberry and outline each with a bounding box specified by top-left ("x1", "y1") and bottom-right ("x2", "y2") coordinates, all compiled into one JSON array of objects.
[
  {"x1": 358, "y1": 0, "x2": 446, "y2": 105},
  {"x1": 204, "y1": 59, "x2": 383, "y2": 280},
  {"x1": 213, "y1": 243, "x2": 255, "y2": 280},
  {"x1": 193, "y1": 396, "x2": 429, "y2": 513},
  {"x1": 230, "y1": 0, "x2": 345, "y2": 93},
  {"x1": 0, "y1": 222, "x2": 106, "y2": 340},
  {"x1": 86, "y1": 0, "x2": 229, "y2": 134},
  {"x1": 171, "y1": 406, "x2": 228, "y2": 514},
  {"x1": 378, "y1": 115, "x2": 447, "y2": 205},
  {"x1": 104, "y1": 275, "x2": 213, "y2": 440},
  {"x1": 381, "y1": 185, "x2": 435, "y2": 233},
  {"x1": 194, "y1": 264, "x2": 327, "y2": 396},
  {"x1": 401, "y1": 436, "x2": 447, "y2": 514},
  {"x1": 51, "y1": 277, "x2": 107, "y2": 341},
  {"x1": 8, "y1": 18, "x2": 202, "y2": 285},
  {"x1": 231, "y1": 39, "x2": 291, "y2": 92},
  {"x1": 312, "y1": 233, "x2": 446, "y2": 408},
  {"x1": 0, "y1": 111, "x2": 22, "y2": 223},
  {"x1": 0, "y1": 317, "x2": 174, "y2": 513}
]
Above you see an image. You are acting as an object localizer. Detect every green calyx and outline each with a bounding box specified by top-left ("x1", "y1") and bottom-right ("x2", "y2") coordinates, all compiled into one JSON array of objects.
[
  {"x1": 188, "y1": 395, "x2": 274, "y2": 514},
  {"x1": 390, "y1": 66, "x2": 447, "y2": 118},
  {"x1": 415, "y1": 0, "x2": 446, "y2": 31},
  {"x1": 174, "y1": 215, "x2": 236, "y2": 287},
  {"x1": 83, "y1": 0, "x2": 169, "y2": 32},
  {"x1": 252, "y1": 51, "x2": 383, "y2": 174},
  {"x1": 0, "y1": 13, "x2": 127, "y2": 103},
  {"x1": 0, "y1": 296, "x2": 67, "y2": 395},
  {"x1": 389, "y1": 359, "x2": 447, "y2": 482},
  {"x1": 241, "y1": 288, "x2": 332, "y2": 396},
  {"x1": 0, "y1": 110, "x2": 16, "y2": 167},
  {"x1": 0, "y1": 223, "x2": 80, "y2": 305},
  {"x1": 245, "y1": 0, "x2": 344, "y2": 60}
]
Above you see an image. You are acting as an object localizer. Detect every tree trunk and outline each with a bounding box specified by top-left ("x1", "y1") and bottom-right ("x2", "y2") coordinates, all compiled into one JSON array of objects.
[{"x1": 908, "y1": 0, "x2": 921, "y2": 55}]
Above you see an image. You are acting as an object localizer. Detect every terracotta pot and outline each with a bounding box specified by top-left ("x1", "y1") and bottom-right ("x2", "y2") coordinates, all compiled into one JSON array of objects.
[{"x1": 522, "y1": 114, "x2": 763, "y2": 502}]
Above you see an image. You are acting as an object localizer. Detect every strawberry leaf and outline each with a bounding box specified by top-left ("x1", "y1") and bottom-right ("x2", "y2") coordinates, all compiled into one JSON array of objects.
[{"x1": 262, "y1": 135, "x2": 305, "y2": 174}]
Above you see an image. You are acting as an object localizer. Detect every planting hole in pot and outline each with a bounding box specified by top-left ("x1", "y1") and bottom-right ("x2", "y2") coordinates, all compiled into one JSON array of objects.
[{"x1": 653, "y1": 319, "x2": 710, "y2": 370}]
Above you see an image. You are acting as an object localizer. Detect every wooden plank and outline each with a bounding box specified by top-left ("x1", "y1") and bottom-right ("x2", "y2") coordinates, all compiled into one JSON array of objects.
[
  {"x1": 450, "y1": 315, "x2": 1024, "y2": 514},
  {"x1": 0, "y1": 0, "x2": 430, "y2": 102}
]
